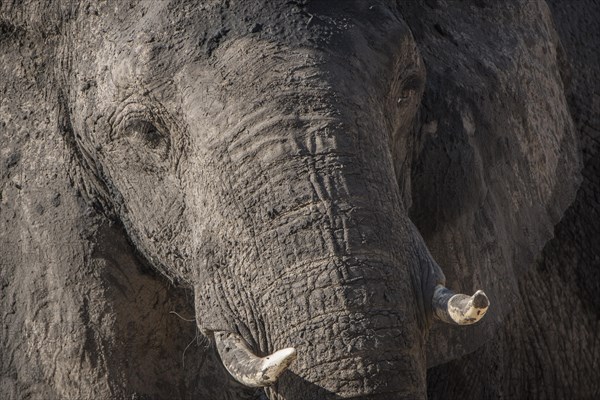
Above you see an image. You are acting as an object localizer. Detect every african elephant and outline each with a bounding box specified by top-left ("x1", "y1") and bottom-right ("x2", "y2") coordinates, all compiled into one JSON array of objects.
[{"x1": 1, "y1": 0, "x2": 594, "y2": 399}]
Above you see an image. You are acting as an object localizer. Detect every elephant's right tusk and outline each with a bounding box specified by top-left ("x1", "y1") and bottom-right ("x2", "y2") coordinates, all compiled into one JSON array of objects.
[
  {"x1": 432, "y1": 284, "x2": 490, "y2": 325},
  {"x1": 214, "y1": 331, "x2": 297, "y2": 387}
]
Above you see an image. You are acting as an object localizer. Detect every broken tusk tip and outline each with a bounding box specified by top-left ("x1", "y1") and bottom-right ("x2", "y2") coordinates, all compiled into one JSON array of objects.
[
  {"x1": 266, "y1": 347, "x2": 297, "y2": 365},
  {"x1": 215, "y1": 332, "x2": 296, "y2": 387},
  {"x1": 261, "y1": 347, "x2": 297, "y2": 382},
  {"x1": 472, "y1": 291, "x2": 489, "y2": 309}
]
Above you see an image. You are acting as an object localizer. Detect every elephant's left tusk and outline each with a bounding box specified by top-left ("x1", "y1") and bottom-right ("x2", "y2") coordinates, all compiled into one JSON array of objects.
[
  {"x1": 214, "y1": 331, "x2": 297, "y2": 387},
  {"x1": 432, "y1": 284, "x2": 490, "y2": 325}
]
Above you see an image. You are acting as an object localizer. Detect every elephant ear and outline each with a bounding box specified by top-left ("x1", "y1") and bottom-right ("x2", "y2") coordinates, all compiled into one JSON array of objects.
[
  {"x1": 395, "y1": 1, "x2": 580, "y2": 366},
  {"x1": 0, "y1": 11, "x2": 105, "y2": 398},
  {"x1": 0, "y1": 7, "x2": 237, "y2": 399}
]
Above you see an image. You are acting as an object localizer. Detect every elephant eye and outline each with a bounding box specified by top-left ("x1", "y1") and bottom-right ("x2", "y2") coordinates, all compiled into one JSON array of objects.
[
  {"x1": 397, "y1": 75, "x2": 423, "y2": 104},
  {"x1": 124, "y1": 119, "x2": 170, "y2": 158},
  {"x1": 126, "y1": 120, "x2": 162, "y2": 147}
]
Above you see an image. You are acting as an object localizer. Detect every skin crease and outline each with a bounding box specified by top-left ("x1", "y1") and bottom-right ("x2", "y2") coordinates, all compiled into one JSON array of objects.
[{"x1": 62, "y1": 1, "x2": 456, "y2": 398}]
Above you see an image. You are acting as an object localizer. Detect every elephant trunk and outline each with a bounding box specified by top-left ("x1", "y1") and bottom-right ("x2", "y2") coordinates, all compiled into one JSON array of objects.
[
  {"x1": 185, "y1": 28, "x2": 473, "y2": 397},
  {"x1": 262, "y1": 258, "x2": 428, "y2": 399},
  {"x1": 191, "y1": 105, "x2": 431, "y2": 397}
]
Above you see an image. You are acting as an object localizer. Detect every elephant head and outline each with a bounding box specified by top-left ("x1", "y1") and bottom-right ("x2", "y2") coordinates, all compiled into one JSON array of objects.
[{"x1": 9, "y1": 0, "x2": 503, "y2": 398}]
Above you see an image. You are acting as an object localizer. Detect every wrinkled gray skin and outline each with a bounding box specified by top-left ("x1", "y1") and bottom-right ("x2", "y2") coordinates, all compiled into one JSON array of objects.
[
  {"x1": 64, "y1": 2, "x2": 442, "y2": 397},
  {"x1": 0, "y1": 0, "x2": 596, "y2": 399}
]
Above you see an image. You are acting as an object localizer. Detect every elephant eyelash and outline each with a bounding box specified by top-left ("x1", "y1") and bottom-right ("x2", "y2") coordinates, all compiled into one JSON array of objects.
[
  {"x1": 119, "y1": 114, "x2": 171, "y2": 160},
  {"x1": 125, "y1": 119, "x2": 167, "y2": 149}
]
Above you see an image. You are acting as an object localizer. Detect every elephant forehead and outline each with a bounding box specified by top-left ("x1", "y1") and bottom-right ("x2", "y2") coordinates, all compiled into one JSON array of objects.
[
  {"x1": 109, "y1": 41, "x2": 174, "y2": 89},
  {"x1": 97, "y1": 1, "x2": 416, "y2": 87},
  {"x1": 175, "y1": 32, "x2": 422, "y2": 146},
  {"x1": 95, "y1": 2, "x2": 204, "y2": 91},
  {"x1": 174, "y1": 36, "x2": 329, "y2": 129}
]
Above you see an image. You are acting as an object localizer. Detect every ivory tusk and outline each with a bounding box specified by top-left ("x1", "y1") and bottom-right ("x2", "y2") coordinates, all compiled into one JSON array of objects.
[
  {"x1": 432, "y1": 284, "x2": 490, "y2": 325},
  {"x1": 214, "y1": 331, "x2": 297, "y2": 387}
]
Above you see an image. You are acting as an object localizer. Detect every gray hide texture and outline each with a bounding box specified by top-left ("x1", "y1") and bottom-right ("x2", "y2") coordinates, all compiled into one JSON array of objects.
[
  {"x1": 427, "y1": 0, "x2": 600, "y2": 398},
  {"x1": 397, "y1": 0, "x2": 580, "y2": 366},
  {"x1": 0, "y1": 0, "x2": 597, "y2": 399}
]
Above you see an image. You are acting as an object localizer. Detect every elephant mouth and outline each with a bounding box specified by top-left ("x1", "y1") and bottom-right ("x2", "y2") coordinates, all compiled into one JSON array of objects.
[{"x1": 212, "y1": 286, "x2": 489, "y2": 391}]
